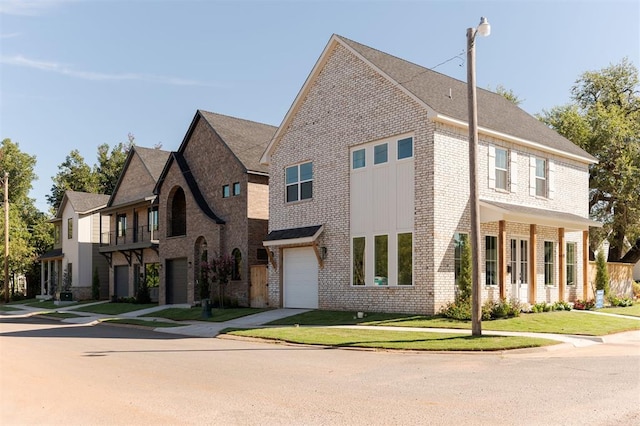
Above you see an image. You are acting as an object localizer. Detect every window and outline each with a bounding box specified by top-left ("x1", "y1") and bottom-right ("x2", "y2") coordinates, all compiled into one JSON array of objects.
[
  {"x1": 544, "y1": 241, "x2": 555, "y2": 285},
  {"x1": 485, "y1": 236, "x2": 497, "y2": 286},
  {"x1": 352, "y1": 237, "x2": 365, "y2": 285},
  {"x1": 535, "y1": 158, "x2": 547, "y2": 197},
  {"x1": 374, "y1": 235, "x2": 388, "y2": 285},
  {"x1": 54, "y1": 224, "x2": 61, "y2": 245},
  {"x1": 67, "y1": 218, "x2": 73, "y2": 239},
  {"x1": 233, "y1": 182, "x2": 241, "y2": 196},
  {"x1": 495, "y1": 148, "x2": 508, "y2": 190},
  {"x1": 168, "y1": 187, "x2": 186, "y2": 237},
  {"x1": 352, "y1": 148, "x2": 365, "y2": 169},
  {"x1": 397, "y1": 233, "x2": 412, "y2": 285},
  {"x1": 222, "y1": 185, "x2": 230, "y2": 198},
  {"x1": 117, "y1": 214, "x2": 127, "y2": 238},
  {"x1": 231, "y1": 248, "x2": 242, "y2": 281},
  {"x1": 454, "y1": 233, "x2": 469, "y2": 285},
  {"x1": 374, "y1": 143, "x2": 388, "y2": 164},
  {"x1": 148, "y1": 207, "x2": 159, "y2": 232},
  {"x1": 257, "y1": 248, "x2": 268, "y2": 262},
  {"x1": 285, "y1": 162, "x2": 313, "y2": 202},
  {"x1": 566, "y1": 243, "x2": 577, "y2": 286},
  {"x1": 397, "y1": 137, "x2": 413, "y2": 160}
]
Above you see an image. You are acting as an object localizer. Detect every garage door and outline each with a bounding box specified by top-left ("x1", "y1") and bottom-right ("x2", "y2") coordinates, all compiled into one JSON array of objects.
[
  {"x1": 114, "y1": 265, "x2": 129, "y2": 298},
  {"x1": 283, "y1": 247, "x2": 318, "y2": 309},
  {"x1": 166, "y1": 258, "x2": 188, "y2": 304}
]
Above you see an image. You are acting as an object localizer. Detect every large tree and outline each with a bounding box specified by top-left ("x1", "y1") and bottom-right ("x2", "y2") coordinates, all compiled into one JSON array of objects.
[
  {"x1": 47, "y1": 150, "x2": 98, "y2": 209},
  {"x1": 95, "y1": 134, "x2": 133, "y2": 195},
  {"x1": 540, "y1": 58, "x2": 640, "y2": 263}
]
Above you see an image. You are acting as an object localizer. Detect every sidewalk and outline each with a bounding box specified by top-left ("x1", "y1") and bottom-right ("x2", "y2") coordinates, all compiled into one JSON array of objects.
[{"x1": 2, "y1": 302, "x2": 638, "y2": 347}]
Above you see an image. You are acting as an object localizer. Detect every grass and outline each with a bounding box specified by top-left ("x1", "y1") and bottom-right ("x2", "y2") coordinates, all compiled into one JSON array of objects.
[
  {"x1": 268, "y1": 310, "x2": 640, "y2": 336},
  {"x1": 70, "y1": 303, "x2": 157, "y2": 315},
  {"x1": 142, "y1": 307, "x2": 267, "y2": 322},
  {"x1": 224, "y1": 327, "x2": 558, "y2": 351},
  {"x1": 599, "y1": 303, "x2": 640, "y2": 317},
  {"x1": 23, "y1": 300, "x2": 99, "y2": 309},
  {"x1": 0, "y1": 305, "x2": 21, "y2": 312},
  {"x1": 102, "y1": 318, "x2": 184, "y2": 328}
]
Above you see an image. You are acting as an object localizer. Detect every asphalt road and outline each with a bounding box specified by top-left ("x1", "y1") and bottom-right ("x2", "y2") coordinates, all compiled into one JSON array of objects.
[{"x1": 1, "y1": 316, "x2": 638, "y2": 425}]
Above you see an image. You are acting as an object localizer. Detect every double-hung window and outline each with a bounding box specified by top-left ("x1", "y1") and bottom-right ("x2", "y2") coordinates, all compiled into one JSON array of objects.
[
  {"x1": 495, "y1": 148, "x2": 508, "y2": 190},
  {"x1": 485, "y1": 236, "x2": 497, "y2": 286},
  {"x1": 544, "y1": 241, "x2": 555, "y2": 285},
  {"x1": 566, "y1": 242, "x2": 577, "y2": 286},
  {"x1": 285, "y1": 162, "x2": 313, "y2": 202},
  {"x1": 535, "y1": 158, "x2": 547, "y2": 197}
]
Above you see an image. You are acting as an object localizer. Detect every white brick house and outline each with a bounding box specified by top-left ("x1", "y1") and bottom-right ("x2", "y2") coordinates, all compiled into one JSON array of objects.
[{"x1": 261, "y1": 35, "x2": 600, "y2": 315}]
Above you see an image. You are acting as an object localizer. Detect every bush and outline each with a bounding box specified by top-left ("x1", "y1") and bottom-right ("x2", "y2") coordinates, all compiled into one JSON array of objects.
[
  {"x1": 594, "y1": 250, "x2": 610, "y2": 296},
  {"x1": 607, "y1": 295, "x2": 634, "y2": 307},
  {"x1": 439, "y1": 299, "x2": 472, "y2": 320},
  {"x1": 573, "y1": 299, "x2": 595, "y2": 310},
  {"x1": 552, "y1": 301, "x2": 572, "y2": 311},
  {"x1": 10, "y1": 291, "x2": 26, "y2": 302},
  {"x1": 483, "y1": 298, "x2": 522, "y2": 319},
  {"x1": 633, "y1": 282, "x2": 640, "y2": 300}
]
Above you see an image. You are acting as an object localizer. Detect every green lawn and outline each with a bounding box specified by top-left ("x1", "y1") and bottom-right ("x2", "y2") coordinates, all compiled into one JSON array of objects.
[
  {"x1": 70, "y1": 303, "x2": 157, "y2": 315},
  {"x1": 0, "y1": 305, "x2": 21, "y2": 312},
  {"x1": 101, "y1": 318, "x2": 184, "y2": 328},
  {"x1": 268, "y1": 310, "x2": 640, "y2": 336},
  {"x1": 142, "y1": 307, "x2": 267, "y2": 322},
  {"x1": 225, "y1": 327, "x2": 558, "y2": 351},
  {"x1": 599, "y1": 303, "x2": 640, "y2": 317}
]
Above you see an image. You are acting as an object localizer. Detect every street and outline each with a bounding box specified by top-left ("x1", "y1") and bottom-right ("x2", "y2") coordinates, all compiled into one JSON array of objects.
[{"x1": 1, "y1": 316, "x2": 639, "y2": 425}]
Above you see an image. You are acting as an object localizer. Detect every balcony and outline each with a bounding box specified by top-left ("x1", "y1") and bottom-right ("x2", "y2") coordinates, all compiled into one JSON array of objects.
[{"x1": 99, "y1": 225, "x2": 159, "y2": 252}]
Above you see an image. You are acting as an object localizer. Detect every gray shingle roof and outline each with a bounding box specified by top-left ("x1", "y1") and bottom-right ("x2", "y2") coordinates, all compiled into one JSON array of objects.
[
  {"x1": 64, "y1": 191, "x2": 110, "y2": 213},
  {"x1": 199, "y1": 110, "x2": 277, "y2": 174},
  {"x1": 135, "y1": 146, "x2": 171, "y2": 181},
  {"x1": 337, "y1": 35, "x2": 595, "y2": 162}
]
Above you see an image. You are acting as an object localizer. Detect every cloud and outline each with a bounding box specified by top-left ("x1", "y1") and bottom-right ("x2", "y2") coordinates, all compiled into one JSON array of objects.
[
  {"x1": 0, "y1": 32, "x2": 22, "y2": 39},
  {"x1": 1, "y1": 54, "x2": 217, "y2": 87},
  {"x1": 0, "y1": 0, "x2": 74, "y2": 16}
]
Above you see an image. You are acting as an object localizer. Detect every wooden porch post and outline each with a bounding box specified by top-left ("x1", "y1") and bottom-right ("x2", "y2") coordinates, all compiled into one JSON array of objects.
[
  {"x1": 499, "y1": 220, "x2": 507, "y2": 299},
  {"x1": 582, "y1": 230, "x2": 589, "y2": 299},
  {"x1": 558, "y1": 228, "x2": 565, "y2": 301},
  {"x1": 529, "y1": 224, "x2": 537, "y2": 304}
]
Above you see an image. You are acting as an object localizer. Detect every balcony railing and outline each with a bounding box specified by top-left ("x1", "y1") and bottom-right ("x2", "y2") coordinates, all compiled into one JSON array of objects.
[{"x1": 101, "y1": 225, "x2": 159, "y2": 247}]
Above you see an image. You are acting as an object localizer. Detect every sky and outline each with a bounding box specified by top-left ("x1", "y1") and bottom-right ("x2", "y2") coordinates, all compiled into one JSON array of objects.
[{"x1": 1, "y1": 0, "x2": 638, "y2": 213}]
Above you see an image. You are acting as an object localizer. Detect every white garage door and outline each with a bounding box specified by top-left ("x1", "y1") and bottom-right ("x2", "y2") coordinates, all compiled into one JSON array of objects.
[{"x1": 284, "y1": 247, "x2": 318, "y2": 309}]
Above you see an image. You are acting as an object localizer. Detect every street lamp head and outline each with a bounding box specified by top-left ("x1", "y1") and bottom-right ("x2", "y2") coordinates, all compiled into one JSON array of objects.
[{"x1": 477, "y1": 17, "x2": 491, "y2": 37}]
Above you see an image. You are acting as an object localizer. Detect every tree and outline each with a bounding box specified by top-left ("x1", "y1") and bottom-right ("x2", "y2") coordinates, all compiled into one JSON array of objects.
[
  {"x1": 594, "y1": 250, "x2": 610, "y2": 297},
  {"x1": 457, "y1": 234, "x2": 472, "y2": 302},
  {"x1": 491, "y1": 84, "x2": 523, "y2": 105},
  {"x1": 539, "y1": 58, "x2": 640, "y2": 263},
  {"x1": 95, "y1": 133, "x2": 134, "y2": 195},
  {"x1": 0, "y1": 139, "x2": 38, "y2": 204},
  {"x1": 47, "y1": 150, "x2": 98, "y2": 208}
]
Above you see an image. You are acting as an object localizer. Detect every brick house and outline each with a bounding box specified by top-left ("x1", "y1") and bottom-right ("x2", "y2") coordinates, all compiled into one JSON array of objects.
[
  {"x1": 155, "y1": 110, "x2": 275, "y2": 306},
  {"x1": 99, "y1": 146, "x2": 171, "y2": 301},
  {"x1": 39, "y1": 191, "x2": 110, "y2": 300},
  {"x1": 260, "y1": 35, "x2": 600, "y2": 314}
]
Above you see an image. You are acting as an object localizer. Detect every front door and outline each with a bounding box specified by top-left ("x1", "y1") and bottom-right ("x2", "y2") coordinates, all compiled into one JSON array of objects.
[{"x1": 510, "y1": 238, "x2": 529, "y2": 302}]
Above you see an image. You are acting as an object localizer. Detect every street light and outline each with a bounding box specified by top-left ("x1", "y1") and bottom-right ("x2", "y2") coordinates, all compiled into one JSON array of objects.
[{"x1": 467, "y1": 17, "x2": 490, "y2": 336}]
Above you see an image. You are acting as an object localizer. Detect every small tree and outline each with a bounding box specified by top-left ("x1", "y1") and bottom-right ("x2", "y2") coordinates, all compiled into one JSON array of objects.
[
  {"x1": 92, "y1": 267, "x2": 100, "y2": 300},
  {"x1": 595, "y1": 250, "x2": 610, "y2": 297},
  {"x1": 457, "y1": 235, "x2": 472, "y2": 302},
  {"x1": 135, "y1": 273, "x2": 151, "y2": 304}
]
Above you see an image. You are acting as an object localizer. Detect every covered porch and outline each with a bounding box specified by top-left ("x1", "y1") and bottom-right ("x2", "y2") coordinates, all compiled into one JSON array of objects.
[{"x1": 37, "y1": 249, "x2": 64, "y2": 300}]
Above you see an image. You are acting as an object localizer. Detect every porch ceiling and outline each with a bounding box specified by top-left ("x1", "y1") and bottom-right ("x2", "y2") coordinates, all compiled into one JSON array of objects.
[{"x1": 479, "y1": 200, "x2": 601, "y2": 231}]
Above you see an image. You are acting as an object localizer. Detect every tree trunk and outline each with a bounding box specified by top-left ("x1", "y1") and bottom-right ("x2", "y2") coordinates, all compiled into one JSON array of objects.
[{"x1": 621, "y1": 238, "x2": 640, "y2": 264}]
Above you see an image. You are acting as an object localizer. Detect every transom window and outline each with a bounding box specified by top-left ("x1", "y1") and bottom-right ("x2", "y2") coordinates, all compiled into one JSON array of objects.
[
  {"x1": 285, "y1": 162, "x2": 313, "y2": 202},
  {"x1": 397, "y1": 137, "x2": 413, "y2": 160},
  {"x1": 374, "y1": 143, "x2": 388, "y2": 164},
  {"x1": 352, "y1": 149, "x2": 365, "y2": 169},
  {"x1": 495, "y1": 148, "x2": 508, "y2": 190},
  {"x1": 535, "y1": 158, "x2": 547, "y2": 197}
]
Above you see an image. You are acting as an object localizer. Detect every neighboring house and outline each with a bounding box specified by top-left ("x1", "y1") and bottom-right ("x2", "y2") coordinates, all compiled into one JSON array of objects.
[
  {"x1": 38, "y1": 191, "x2": 111, "y2": 300},
  {"x1": 260, "y1": 35, "x2": 600, "y2": 314},
  {"x1": 154, "y1": 110, "x2": 275, "y2": 306},
  {"x1": 99, "y1": 146, "x2": 171, "y2": 301},
  {"x1": 634, "y1": 261, "x2": 640, "y2": 282}
]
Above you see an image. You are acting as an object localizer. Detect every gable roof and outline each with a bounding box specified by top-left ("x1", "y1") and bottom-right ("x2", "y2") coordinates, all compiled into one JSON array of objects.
[
  {"x1": 56, "y1": 191, "x2": 110, "y2": 218},
  {"x1": 106, "y1": 145, "x2": 171, "y2": 208},
  {"x1": 262, "y1": 34, "x2": 596, "y2": 164},
  {"x1": 178, "y1": 110, "x2": 276, "y2": 175}
]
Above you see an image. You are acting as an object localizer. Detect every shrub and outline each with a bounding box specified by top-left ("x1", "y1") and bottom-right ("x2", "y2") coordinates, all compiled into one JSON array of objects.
[
  {"x1": 552, "y1": 301, "x2": 572, "y2": 311},
  {"x1": 439, "y1": 299, "x2": 471, "y2": 320},
  {"x1": 573, "y1": 299, "x2": 595, "y2": 310},
  {"x1": 10, "y1": 291, "x2": 26, "y2": 302},
  {"x1": 608, "y1": 295, "x2": 634, "y2": 307},
  {"x1": 633, "y1": 282, "x2": 640, "y2": 300},
  {"x1": 457, "y1": 235, "x2": 472, "y2": 302},
  {"x1": 594, "y1": 250, "x2": 610, "y2": 297}
]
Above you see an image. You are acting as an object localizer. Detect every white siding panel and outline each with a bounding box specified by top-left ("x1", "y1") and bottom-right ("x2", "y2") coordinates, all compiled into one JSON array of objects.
[
  {"x1": 529, "y1": 156, "x2": 537, "y2": 196},
  {"x1": 548, "y1": 160, "x2": 555, "y2": 200},
  {"x1": 350, "y1": 170, "x2": 371, "y2": 234},
  {"x1": 396, "y1": 161, "x2": 414, "y2": 230},
  {"x1": 510, "y1": 151, "x2": 518, "y2": 192},
  {"x1": 373, "y1": 166, "x2": 390, "y2": 232},
  {"x1": 488, "y1": 145, "x2": 496, "y2": 189}
]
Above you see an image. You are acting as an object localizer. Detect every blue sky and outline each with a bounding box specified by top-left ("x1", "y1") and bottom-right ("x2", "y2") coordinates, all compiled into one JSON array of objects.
[{"x1": 1, "y1": 0, "x2": 638, "y2": 212}]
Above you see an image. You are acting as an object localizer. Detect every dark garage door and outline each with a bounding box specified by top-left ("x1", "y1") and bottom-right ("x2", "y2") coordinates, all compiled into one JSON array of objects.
[
  {"x1": 166, "y1": 258, "x2": 188, "y2": 304},
  {"x1": 114, "y1": 265, "x2": 129, "y2": 298}
]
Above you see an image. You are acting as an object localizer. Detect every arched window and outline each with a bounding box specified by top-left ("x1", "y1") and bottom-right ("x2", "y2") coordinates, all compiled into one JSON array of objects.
[
  {"x1": 167, "y1": 187, "x2": 186, "y2": 236},
  {"x1": 231, "y1": 248, "x2": 242, "y2": 281}
]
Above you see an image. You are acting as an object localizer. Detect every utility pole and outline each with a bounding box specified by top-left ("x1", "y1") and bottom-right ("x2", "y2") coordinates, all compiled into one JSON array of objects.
[{"x1": 3, "y1": 172, "x2": 8, "y2": 303}]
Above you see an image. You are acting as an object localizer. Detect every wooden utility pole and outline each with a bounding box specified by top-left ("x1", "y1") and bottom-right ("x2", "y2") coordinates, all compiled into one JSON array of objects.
[{"x1": 3, "y1": 172, "x2": 8, "y2": 303}]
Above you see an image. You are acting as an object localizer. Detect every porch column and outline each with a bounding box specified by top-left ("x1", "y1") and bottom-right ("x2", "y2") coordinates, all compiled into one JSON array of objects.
[
  {"x1": 558, "y1": 228, "x2": 565, "y2": 301},
  {"x1": 498, "y1": 220, "x2": 507, "y2": 299},
  {"x1": 582, "y1": 230, "x2": 589, "y2": 299},
  {"x1": 40, "y1": 260, "x2": 45, "y2": 296},
  {"x1": 529, "y1": 224, "x2": 537, "y2": 304},
  {"x1": 47, "y1": 261, "x2": 52, "y2": 295}
]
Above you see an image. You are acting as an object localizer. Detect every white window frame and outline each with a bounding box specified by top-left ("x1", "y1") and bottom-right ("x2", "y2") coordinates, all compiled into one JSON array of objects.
[
  {"x1": 544, "y1": 241, "x2": 555, "y2": 286},
  {"x1": 566, "y1": 242, "x2": 577, "y2": 286},
  {"x1": 285, "y1": 161, "x2": 313, "y2": 203},
  {"x1": 485, "y1": 235, "x2": 498, "y2": 286}
]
